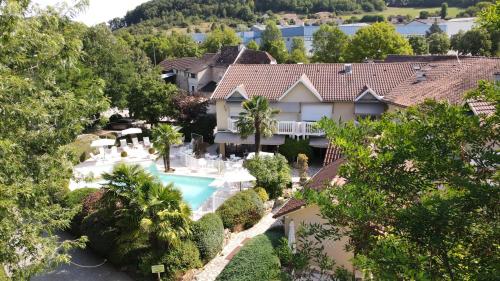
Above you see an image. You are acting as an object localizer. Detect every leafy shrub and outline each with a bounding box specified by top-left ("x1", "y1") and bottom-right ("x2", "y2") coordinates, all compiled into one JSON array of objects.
[
  {"x1": 278, "y1": 137, "x2": 313, "y2": 162},
  {"x1": 65, "y1": 188, "x2": 98, "y2": 207},
  {"x1": 80, "y1": 209, "x2": 119, "y2": 261},
  {"x1": 216, "y1": 234, "x2": 281, "y2": 281},
  {"x1": 244, "y1": 154, "x2": 291, "y2": 199},
  {"x1": 192, "y1": 213, "x2": 225, "y2": 263},
  {"x1": 148, "y1": 147, "x2": 156, "y2": 154},
  {"x1": 160, "y1": 240, "x2": 202, "y2": 280},
  {"x1": 216, "y1": 189, "x2": 265, "y2": 231},
  {"x1": 254, "y1": 187, "x2": 269, "y2": 202},
  {"x1": 121, "y1": 151, "x2": 127, "y2": 157}
]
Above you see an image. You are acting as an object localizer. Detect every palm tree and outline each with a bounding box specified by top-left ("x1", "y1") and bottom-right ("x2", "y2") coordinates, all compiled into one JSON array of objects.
[
  {"x1": 236, "y1": 96, "x2": 280, "y2": 155},
  {"x1": 152, "y1": 124, "x2": 183, "y2": 172},
  {"x1": 102, "y1": 164, "x2": 191, "y2": 255}
]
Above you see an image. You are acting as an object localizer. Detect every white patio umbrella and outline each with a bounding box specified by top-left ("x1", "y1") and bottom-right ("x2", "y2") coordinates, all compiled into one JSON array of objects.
[
  {"x1": 90, "y1": 139, "x2": 116, "y2": 160},
  {"x1": 120, "y1": 128, "x2": 142, "y2": 136},
  {"x1": 223, "y1": 170, "x2": 256, "y2": 191},
  {"x1": 288, "y1": 220, "x2": 296, "y2": 253},
  {"x1": 246, "y1": 152, "x2": 274, "y2": 160}
]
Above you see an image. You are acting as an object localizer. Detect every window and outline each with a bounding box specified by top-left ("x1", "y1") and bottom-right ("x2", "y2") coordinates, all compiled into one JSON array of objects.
[
  {"x1": 191, "y1": 86, "x2": 195, "y2": 92},
  {"x1": 190, "y1": 73, "x2": 196, "y2": 79}
]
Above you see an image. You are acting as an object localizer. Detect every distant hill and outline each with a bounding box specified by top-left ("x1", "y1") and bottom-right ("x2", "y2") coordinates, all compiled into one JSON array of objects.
[{"x1": 110, "y1": 0, "x2": 483, "y2": 30}]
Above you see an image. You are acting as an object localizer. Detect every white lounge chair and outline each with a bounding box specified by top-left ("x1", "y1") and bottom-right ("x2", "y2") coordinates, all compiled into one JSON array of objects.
[
  {"x1": 132, "y1": 137, "x2": 140, "y2": 148},
  {"x1": 120, "y1": 139, "x2": 128, "y2": 148},
  {"x1": 110, "y1": 146, "x2": 118, "y2": 158},
  {"x1": 143, "y1": 137, "x2": 151, "y2": 147},
  {"x1": 89, "y1": 152, "x2": 99, "y2": 161}
]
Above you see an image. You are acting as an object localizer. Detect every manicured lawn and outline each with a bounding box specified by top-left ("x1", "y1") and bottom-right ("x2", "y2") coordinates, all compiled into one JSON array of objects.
[
  {"x1": 339, "y1": 6, "x2": 465, "y2": 19},
  {"x1": 64, "y1": 134, "x2": 99, "y2": 163},
  {"x1": 216, "y1": 227, "x2": 285, "y2": 281}
]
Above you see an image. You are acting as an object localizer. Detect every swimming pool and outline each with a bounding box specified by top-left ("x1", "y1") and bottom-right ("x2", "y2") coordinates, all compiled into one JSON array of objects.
[{"x1": 147, "y1": 164, "x2": 216, "y2": 210}]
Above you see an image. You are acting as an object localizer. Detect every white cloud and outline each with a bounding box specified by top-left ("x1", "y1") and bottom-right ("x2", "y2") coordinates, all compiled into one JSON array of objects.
[{"x1": 31, "y1": 0, "x2": 150, "y2": 26}]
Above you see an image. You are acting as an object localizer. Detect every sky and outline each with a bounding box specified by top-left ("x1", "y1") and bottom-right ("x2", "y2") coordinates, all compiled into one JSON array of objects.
[{"x1": 32, "y1": 0, "x2": 150, "y2": 26}]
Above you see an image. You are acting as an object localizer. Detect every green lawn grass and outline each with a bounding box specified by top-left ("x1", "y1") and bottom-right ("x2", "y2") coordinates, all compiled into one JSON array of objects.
[
  {"x1": 216, "y1": 226, "x2": 285, "y2": 281},
  {"x1": 0, "y1": 267, "x2": 8, "y2": 281},
  {"x1": 340, "y1": 6, "x2": 465, "y2": 19}
]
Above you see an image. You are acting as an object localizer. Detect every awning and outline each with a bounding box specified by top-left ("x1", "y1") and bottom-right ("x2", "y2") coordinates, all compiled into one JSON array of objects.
[
  {"x1": 309, "y1": 137, "x2": 329, "y2": 148},
  {"x1": 214, "y1": 132, "x2": 285, "y2": 146}
]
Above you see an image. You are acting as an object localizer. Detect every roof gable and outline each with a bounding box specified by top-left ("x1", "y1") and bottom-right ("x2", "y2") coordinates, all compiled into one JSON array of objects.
[
  {"x1": 278, "y1": 74, "x2": 323, "y2": 102},
  {"x1": 226, "y1": 84, "x2": 249, "y2": 100},
  {"x1": 355, "y1": 86, "x2": 384, "y2": 102}
]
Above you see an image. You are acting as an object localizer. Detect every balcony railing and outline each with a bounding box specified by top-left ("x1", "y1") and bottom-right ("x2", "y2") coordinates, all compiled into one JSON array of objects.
[{"x1": 227, "y1": 118, "x2": 324, "y2": 137}]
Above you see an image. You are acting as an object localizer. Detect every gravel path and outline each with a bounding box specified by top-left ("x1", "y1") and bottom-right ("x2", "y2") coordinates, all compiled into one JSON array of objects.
[
  {"x1": 193, "y1": 213, "x2": 278, "y2": 281},
  {"x1": 32, "y1": 232, "x2": 134, "y2": 281}
]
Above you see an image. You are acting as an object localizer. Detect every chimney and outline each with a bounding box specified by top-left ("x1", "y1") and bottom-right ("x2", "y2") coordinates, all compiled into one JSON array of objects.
[
  {"x1": 344, "y1": 64, "x2": 352, "y2": 74},
  {"x1": 494, "y1": 72, "x2": 500, "y2": 82},
  {"x1": 416, "y1": 70, "x2": 426, "y2": 82}
]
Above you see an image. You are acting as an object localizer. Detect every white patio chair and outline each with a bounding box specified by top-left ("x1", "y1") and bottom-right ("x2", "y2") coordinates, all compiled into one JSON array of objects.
[
  {"x1": 132, "y1": 137, "x2": 140, "y2": 148},
  {"x1": 230, "y1": 154, "x2": 236, "y2": 160},
  {"x1": 110, "y1": 146, "x2": 118, "y2": 158},
  {"x1": 120, "y1": 139, "x2": 128, "y2": 149},
  {"x1": 143, "y1": 137, "x2": 151, "y2": 147}
]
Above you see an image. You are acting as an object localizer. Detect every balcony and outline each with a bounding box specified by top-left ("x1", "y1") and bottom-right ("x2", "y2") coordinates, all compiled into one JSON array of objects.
[{"x1": 227, "y1": 118, "x2": 324, "y2": 137}]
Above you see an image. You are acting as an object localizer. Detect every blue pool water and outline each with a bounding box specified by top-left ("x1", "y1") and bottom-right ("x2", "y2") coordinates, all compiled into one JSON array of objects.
[{"x1": 147, "y1": 164, "x2": 216, "y2": 210}]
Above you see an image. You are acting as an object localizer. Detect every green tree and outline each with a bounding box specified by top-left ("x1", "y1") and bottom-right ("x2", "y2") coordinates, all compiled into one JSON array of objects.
[
  {"x1": 82, "y1": 24, "x2": 139, "y2": 108},
  {"x1": 440, "y1": 2, "x2": 448, "y2": 19},
  {"x1": 428, "y1": 32, "x2": 451, "y2": 54},
  {"x1": 312, "y1": 24, "x2": 349, "y2": 63},
  {"x1": 128, "y1": 72, "x2": 178, "y2": 125},
  {"x1": 261, "y1": 21, "x2": 288, "y2": 63},
  {"x1": 247, "y1": 40, "x2": 259, "y2": 50},
  {"x1": 288, "y1": 37, "x2": 308, "y2": 63},
  {"x1": 202, "y1": 27, "x2": 241, "y2": 53},
  {"x1": 101, "y1": 164, "x2": 192, "y2": 264},
  {"x1": 152, "y1": 124, "x2": 184, "y2": 172},
  {"x1": 236, "y1": 96, "x2": 280, "y2": 155},
  {"x1": 451, "y1": 28, "x2": 492, "y2": 56},
  {"x1": 166, "y1": 32, "x2": 201, "y2": 58},
  {"x1": 426, "y1": 21, "x2": 444, "y2": 37},
  {"x1": 346, "y1": 22, "x2": 413, "y2": 62},
  {"x1": 0, "y1": 1, "x2": 107, "y2": 278},
  {"x1": 408, "y1": 35, "x2": 429, "y2": 55},
  {"x1": 315, "y1": 97, "x2": 499, "y2": 280},
  {"x1": 479, "y1": 1, "x2": 500, "y2": 55}
]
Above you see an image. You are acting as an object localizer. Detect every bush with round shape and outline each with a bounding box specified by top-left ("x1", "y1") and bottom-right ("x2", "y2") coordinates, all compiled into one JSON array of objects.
[
  {"x1": 243, "y1": 154, "x2": 291, "y2": 199},
  {"x1": 254, "y1": 187, "x2": 269, "y2": 202},
  {"x1": 80, "y1": 209, "x2": 119, "y2": 261},
  {"x1": 148, "y1": 147, "x2": 156, "y2": 154},
  {"x1": 216, "y1": 189, "x2": 265, "y2": 231},
  {"x1": 121, "y1": 151, "x2": 127, "y2": 157},
  {"x1": 192, "y1": 213, "x2": 224, "y2": 263},
  {"x1": 160, "y1": 240, "x2": 202, "y2": 280}
]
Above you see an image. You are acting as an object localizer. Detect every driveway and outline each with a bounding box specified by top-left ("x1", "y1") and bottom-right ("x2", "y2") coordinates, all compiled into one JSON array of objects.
[{"x1": 32, "y1": 232, "x2": 134, "y2": 281}]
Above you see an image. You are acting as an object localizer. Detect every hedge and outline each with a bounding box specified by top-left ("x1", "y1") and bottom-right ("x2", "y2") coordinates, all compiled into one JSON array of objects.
[
  {"x1": 216, "y1": 189, "x2": 264, "y2": 231},
  {"x1": 64, "y1": 188, "x2": 98, "y2": 207},
  {"x1": 160, "y1": 240, "x2": 203, "y2": 280},
  {"x1": 215, "y1": 233, "x2": 282, "y2": 281},
  {"x1": 192, "y1": 213, "x2": 225, "y2": 263}
]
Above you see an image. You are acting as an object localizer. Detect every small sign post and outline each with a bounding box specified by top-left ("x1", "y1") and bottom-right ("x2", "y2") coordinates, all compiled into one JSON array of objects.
[{"x1": 151, "y1": 264, "x2": 165, "y2": 281}]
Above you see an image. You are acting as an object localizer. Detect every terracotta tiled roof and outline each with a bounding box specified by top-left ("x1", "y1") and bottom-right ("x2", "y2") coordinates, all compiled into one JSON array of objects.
[
  {"x1": 159, "y1": 57, "x2": 201, "y2": 72},
  {"x1": 236, "y1": 49, "x2": 276, "y2": 64},
  {"x1": 468, "y1": 100, "x2": 496, "y2": 116},
  {"x1": 273, "y1": 158, "x2": 345, "y2": 218},
  {"x1": 308, "y1": 158, "x2": 345, "y2": 191},
  {"x1": 273, "y1": 198, "x2": 306, "y2": 218},
  {"x1": 212, "y1": 63, "x2": 422, "y2": 102},
  {"x1": 384, "y1": 59, "x2": 500, "y2": 107},
  {"x1": 324, "y1": 144, "x2": 342, "y2": 166},
  {"x1": 211, "y1": 59, "x2": 500, "y2": 107}
]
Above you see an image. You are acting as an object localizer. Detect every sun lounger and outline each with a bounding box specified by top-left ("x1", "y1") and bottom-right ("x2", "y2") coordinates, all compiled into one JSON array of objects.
[
  {"x1": 143, "y1": 137, "x2": 151, "y2": 147},
  {"x1": 120, "y1": 139, "x2": 128, "y2": 148},
  {"x1": 89, "y1": 152, "x2": 99, "y2": 161},
  {"x1": 132, "y1": 137, "x2": 140, "y2": 148}
]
